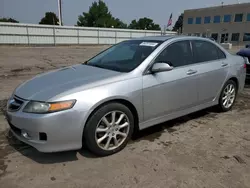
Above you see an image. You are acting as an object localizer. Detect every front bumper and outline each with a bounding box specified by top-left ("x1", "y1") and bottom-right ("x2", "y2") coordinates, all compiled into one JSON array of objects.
[{"x1": 6, "y1": 99, "x2": 85, "y2": 152}]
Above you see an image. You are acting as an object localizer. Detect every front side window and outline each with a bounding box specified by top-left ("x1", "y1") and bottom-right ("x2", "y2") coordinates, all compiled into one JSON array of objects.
[
  {"x1": 243, "y1": 33, "x2": 250, "y2": 41},
  {"x1": 155, "y1": 41, "x2": 193, "y2": 67},
  {"x1": 192, "y1": 40, "x2": 225, "y2": 63},
  {"x1": 204, "y1": 16, "x2": 211, "y2": 24},
  {"x1": 214, "y1": 15, "x2": 221, "y2": 23},
  {"x1": 87, "y1": 40, "x2": 162, "y2": 72},
  {"x1": 196, "y1": 17, "x2": 202, "y2": 24},
  {"x1": 224, "y1": 15, "x2": 231, "y2": 22},
  {"x1": 231, "y1": 33, "x2": 240, "y2": 41},
  {"x1": 188, "y1": 18, "x2": 193, "y2": 24},
  {"x1": 235, "y1": 13, "x2": 243, "y2": 22}
]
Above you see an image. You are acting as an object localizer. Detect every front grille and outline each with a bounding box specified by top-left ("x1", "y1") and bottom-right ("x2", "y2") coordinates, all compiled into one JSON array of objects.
[{"x1": 8, "y1": 96, "x2": 24, "y2": 112}]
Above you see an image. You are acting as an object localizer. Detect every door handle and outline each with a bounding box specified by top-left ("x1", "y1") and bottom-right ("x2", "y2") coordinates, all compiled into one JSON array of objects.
[
  {"x1": 187, "y1": 69, "x2": 197, "y2": 75},
  {"x1": 221, "y1": 62, "x2": 228, "y2": 67}
]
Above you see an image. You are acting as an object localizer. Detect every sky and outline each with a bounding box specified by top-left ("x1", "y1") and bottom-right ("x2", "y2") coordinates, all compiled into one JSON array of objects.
[{"x1": 0, "y1": 0, "x2": 249, "y2": 28}]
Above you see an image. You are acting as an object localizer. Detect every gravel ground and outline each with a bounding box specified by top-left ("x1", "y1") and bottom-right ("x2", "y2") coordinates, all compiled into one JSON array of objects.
[{"x1": 0, "y1": 46, "x2": 250, "y2": 188}]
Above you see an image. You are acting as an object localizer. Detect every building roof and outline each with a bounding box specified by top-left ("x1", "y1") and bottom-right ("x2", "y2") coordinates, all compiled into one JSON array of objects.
[{"x1": 184, "y1": 2, "x2": 250, "y2": 12}]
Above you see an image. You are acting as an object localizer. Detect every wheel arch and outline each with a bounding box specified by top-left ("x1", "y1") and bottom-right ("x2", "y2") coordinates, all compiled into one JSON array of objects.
[
  {"x1": 228, "y1": 77, "x2": 239, "y2": 91},
  {"x1": 82, "y1": 98, "x2": 140, "y2": 139},
  {"x1": 218, "y1": 76, "x2": 239, "y2": 99}
]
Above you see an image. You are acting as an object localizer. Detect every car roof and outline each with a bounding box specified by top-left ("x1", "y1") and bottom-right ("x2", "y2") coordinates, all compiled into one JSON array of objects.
[
  {"x1": 133, "y1": 35, "x2": 210, "y2": 42},
  {"x1": 133, "y1": 35, "x2": 176, "y2": 41}
]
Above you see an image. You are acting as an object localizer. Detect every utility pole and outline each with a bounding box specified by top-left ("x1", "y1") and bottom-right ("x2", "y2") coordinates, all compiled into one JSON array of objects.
[
  {"x1": 57, "y1": 0, "x2": 62, "y2": 25},
  {"x1": 2, "y1": 0, "x2": 4, "y2": 18}
]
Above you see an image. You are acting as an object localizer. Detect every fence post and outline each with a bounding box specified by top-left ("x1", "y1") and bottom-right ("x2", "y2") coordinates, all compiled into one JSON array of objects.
[
  {"x1": 115, "y1": 30, "x2": 117, "y2": 44},
  {"x1": 98, "y1": 29, "x2": 100, "y2": 44},
  {"x1": 26, "y1": 25, "x2": 30, "y2": 45},
  {"x1": 77, "y1": 28, "x2": 80, "y2": 45},
  {"x1": 130, "y1": 31, "x2": 132, "y2": 39},
  {"x1": 53, "y1": 26, "x2": 56, "y2": 46},
  {"x1": 14, "y1": 25, "x2": 17, "y2": 46}
]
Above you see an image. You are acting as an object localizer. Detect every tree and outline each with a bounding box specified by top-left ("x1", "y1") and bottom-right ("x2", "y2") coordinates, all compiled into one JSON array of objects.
[
  {"x1": 128, "y1": 20, "x2": 137, "y2": 29},
  {"x1": 77, "y1": 0, "x2": 127, "y2": 28},
  {"x1": 172, "y1": 13, "x2": 183, "y2": 33},
  {"x1": 0, "y1": 17, "x2": 19, "y2": 23},
  {"x1": 112, "y1": 18, "x2": 127, "y2": 29},
  {"x1": 128, "y1": 17, "x2": 161, "y2": 30},
  {"x1": 39, "y1": 12, "x2": 59, "y2": 25}
]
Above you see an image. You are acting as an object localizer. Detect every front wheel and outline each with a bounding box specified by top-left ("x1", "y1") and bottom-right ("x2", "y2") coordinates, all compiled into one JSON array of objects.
[
  {"x1": 218, "y1": 80, "x2": 237, "y2": 112},
  {"x1": 84, "y1": 103, "x2": 134, "y2": 156}
]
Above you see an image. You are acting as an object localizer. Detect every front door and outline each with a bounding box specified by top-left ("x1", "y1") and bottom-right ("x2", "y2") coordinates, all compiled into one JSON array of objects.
[{"x1": 142, "y1": 40, "x2": 199, "y2": 122}]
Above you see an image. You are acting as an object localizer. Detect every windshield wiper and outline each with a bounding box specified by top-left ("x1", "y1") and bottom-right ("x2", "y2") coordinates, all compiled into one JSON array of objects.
[
  {"x1": 82, "y1": 62, "x2": 123, "y2": 72},
  {"x1": 83, "y1": 63, "x2": 107, "y2": 70}
]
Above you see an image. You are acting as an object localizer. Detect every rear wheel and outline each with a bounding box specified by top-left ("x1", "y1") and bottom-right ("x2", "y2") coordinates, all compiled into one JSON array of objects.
[
  {"x1": 218, "y1": 80, "x2": 237, "y2": 112},
  {"x1": 84, "y1": 103, "x2": 134, "y2": 156}
]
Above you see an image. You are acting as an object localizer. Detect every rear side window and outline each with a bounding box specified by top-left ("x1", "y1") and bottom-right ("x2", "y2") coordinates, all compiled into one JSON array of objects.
[
  {"x1": 155, "y1": 40, "x2": 193, "y2": 67},
  {"x1": 217, "y1": 47, "x2": 226, "y2": 59},
  {"x1": 192, "y1": 40, "x2": 226, "y2": 63}
]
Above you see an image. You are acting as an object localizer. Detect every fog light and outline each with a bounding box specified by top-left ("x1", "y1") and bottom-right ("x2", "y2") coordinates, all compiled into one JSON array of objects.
[{"x1": 21, "y1": 130, "x2": 30, "y2": 139}]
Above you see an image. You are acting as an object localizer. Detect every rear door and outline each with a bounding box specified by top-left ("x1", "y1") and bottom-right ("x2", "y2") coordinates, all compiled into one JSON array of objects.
[{"x1": 191, "y1": 40, "x2": 229, "y2": 104}]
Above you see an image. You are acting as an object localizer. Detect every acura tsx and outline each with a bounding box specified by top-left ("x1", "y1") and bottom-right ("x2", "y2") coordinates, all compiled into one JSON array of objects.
[{"x1": 6, "y1": 35, "x2": 246, "y2": 156}]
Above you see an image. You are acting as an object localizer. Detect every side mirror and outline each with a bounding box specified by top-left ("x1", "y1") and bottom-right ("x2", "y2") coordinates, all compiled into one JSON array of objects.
[{"x1": 151, "y1": 62, "x2": 173, "y2": 73}]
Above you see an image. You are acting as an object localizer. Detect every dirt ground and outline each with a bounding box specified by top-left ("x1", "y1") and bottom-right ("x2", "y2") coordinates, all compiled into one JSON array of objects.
[{"x1": 0, "y1": 46, "x2": 250, "y2": 188}]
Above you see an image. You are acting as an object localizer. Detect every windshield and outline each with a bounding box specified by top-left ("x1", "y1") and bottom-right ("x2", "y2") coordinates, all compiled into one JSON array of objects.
[{"x1": 86, "y1": 40, "x2": 162, "y2": 72}]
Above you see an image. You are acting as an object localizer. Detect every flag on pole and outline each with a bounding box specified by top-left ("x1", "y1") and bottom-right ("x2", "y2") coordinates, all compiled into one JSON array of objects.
[{"x1": 167, "y1": 13, "x2": 173, "y2": 27}]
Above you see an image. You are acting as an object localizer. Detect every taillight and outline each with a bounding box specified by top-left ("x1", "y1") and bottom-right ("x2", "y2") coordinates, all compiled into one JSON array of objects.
[{"x1": 244, "y1": 63, "x2": 247, "y2": 69}]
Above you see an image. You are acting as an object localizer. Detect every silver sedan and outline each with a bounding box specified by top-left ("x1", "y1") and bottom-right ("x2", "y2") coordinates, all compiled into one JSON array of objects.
[{"x1": 6, "y1": 36, "x2": 246, "y2": 156}]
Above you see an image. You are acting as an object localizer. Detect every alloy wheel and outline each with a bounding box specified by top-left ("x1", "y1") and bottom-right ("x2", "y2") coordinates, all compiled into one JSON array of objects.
[
  {"x1": 95, "y1": 111, "x2": 130, "y2": 151},
  {"x1": 222, "y1": 83, "x2": 236, "y2": 109}
]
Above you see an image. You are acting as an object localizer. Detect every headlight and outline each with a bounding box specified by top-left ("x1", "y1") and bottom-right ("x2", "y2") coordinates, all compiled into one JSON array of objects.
[{"x1": 23, "y1": 100, "x2": 76, "y2": 113}]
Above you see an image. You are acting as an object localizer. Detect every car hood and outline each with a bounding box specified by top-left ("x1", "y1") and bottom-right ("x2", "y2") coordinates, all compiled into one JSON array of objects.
[{"x1": 14, "y1": 64, "x2": 121, "y2": 101}]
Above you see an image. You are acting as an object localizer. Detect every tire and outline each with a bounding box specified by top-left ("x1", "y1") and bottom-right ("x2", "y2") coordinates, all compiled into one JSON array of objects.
[
  {"x1": 84, "y1": 102, "x2": 134, "y2": 156},
  {"x1": 218, "y1": 80, "x2": 237, "y2": 112}
]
